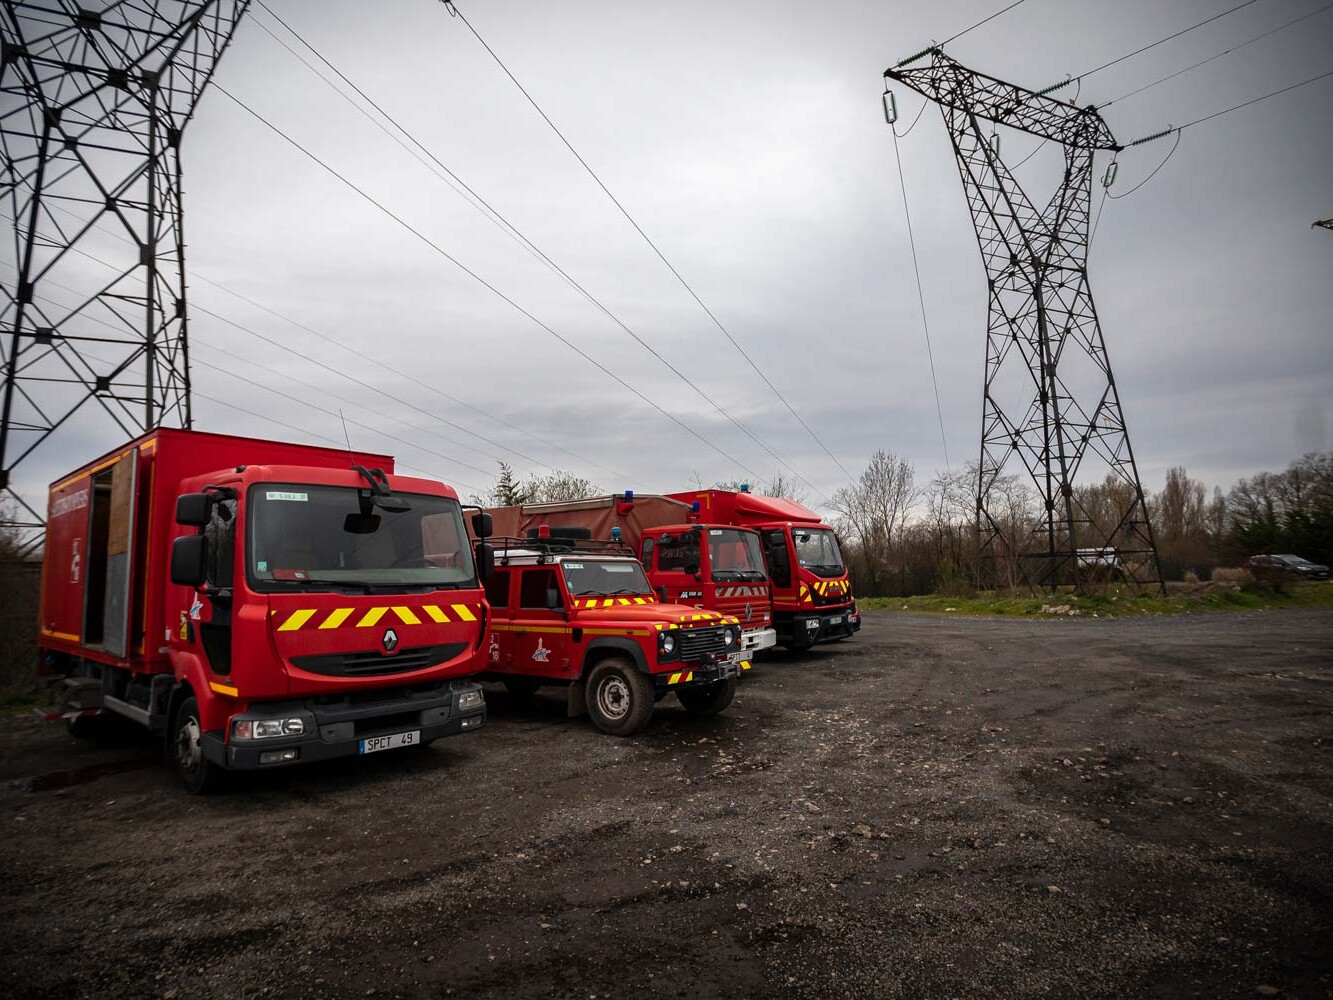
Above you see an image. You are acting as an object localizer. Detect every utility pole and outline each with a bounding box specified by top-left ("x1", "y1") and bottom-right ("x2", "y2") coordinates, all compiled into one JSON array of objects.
[
  {"x1": 1, "y1": 1, "x2": 250, "y2": 555},
  {"x1": 884, "y1": 49, "x2": 1163, "y2": 594}
]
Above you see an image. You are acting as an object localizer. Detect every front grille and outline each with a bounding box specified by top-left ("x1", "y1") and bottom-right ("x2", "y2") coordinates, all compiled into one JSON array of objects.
[
  {"x1": 291, "y1": 643, "x2": 466, "y2": 678},
  {"x1": 677, "y1": 626, "x2": 729, "y2": 661},
  {"x1": 812, "y1": 589, "x2": 850, "y2": 607}
]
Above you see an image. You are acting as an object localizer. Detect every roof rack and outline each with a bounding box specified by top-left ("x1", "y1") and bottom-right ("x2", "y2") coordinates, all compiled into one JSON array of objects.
[{"x1": 491, "y1": 534, "x2": 637, "y2": 565}]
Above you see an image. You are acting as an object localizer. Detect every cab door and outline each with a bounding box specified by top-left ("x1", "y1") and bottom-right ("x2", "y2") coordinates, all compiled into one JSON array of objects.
[
  {"x1": 483, "y1": 568, "x2": 514, "y2": 669},
  {"x1": 510, "y1": 567, "x2": 570, "y2": 678},
  {"x1": 652, "y1": 531, "x2": 705, "y2": 608},
  {"x1": 82, "y1": 447, "x2": 138, "y2": 657}
]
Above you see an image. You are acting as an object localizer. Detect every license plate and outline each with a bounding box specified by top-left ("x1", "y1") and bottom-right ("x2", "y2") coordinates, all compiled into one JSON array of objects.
[
  {"x1": 359, "y1": 730, "x2": 419, "y2": 754},
  {"x1": 828, "y1": 615, "x2": 843, "y2": 626}
]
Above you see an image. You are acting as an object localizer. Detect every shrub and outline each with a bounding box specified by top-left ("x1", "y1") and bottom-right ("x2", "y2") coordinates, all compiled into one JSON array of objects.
[{"x1": 1211, "y1": 566, "x2": 1253, "y2": 587}]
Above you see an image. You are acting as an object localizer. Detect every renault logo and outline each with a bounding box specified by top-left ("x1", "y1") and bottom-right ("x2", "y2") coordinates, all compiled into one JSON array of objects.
[
  {"x1": 382, "y1": 628, "x2": 399, "y2": 652},
  {"x1": 744, "y1": 603, "x2": 753, "y2": 623}
]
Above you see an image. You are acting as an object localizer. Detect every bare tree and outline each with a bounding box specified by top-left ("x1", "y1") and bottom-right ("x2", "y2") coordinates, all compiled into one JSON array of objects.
[
  {"x1": 527, "y1": 470, "x2": 602, "y2": 503},
  {"x1": 830, "y1": 450, "x2": 918, "y2": 594}
]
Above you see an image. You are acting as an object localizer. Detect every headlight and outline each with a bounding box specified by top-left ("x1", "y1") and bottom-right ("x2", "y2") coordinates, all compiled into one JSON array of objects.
[
  {"x1": 725, "y1": 627, "x2": 738, "y2": 646},
  {"x1": 659, "y1": 632, "x2": 676, "y2": 655},
  {"x1": 457, "y1": 690, "x2": 484, "y2": 711},
  {"x1": 233, "y1": 717, "x2": 304, "y2": 740}
]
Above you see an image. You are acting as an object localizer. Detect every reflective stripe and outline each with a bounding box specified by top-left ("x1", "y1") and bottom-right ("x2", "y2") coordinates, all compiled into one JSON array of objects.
[
  {"x1": 392, "y1": 606, "x2": 421, "y2": 625},
  {"x1": 356, "y1": 607, "x2": 388, "y2": 628},
  {"x1": 423, "y1": 604, "x2": 449, "y2": 623},
  {"x1": 451, "y1": 604, "x2": 477, "y2": 622},
  {"x1": 318, "y1": 608, "x2": 354, "y2": 630},
  {"x1": 278, "y1": 609, "x2": 316, "y2": 631}
]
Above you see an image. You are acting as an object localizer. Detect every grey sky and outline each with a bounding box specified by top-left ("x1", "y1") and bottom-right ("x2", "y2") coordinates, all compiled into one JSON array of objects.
[{"x1": 10, "y1": 0, "x2": 1333, "y2": 514}]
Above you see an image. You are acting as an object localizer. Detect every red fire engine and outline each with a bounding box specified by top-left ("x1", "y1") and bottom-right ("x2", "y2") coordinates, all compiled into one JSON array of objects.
[
  {"x1": 481, "y1": 531, "x2": 745, "y2": 735},
  {"x1": 667, "y1": 488, "x2": 860, "y2": 649},
  {"x1": 483, "y1": 494, "x2": 777, "y2": 659},
  {"x1": 38, "y1": 428, "x2": 492, "y2": 791}
]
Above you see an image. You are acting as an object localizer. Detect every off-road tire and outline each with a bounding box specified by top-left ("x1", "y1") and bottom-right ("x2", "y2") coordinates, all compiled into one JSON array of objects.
[
  {"x1": 585, "y1": 658, "x2": 654, "y2": 736},
  {"x1": 173, "y1": 696, "x2": 220, "y2": 795},
  {"x1": 676, "y1": 676, "x2": 737, "y2": 717}
]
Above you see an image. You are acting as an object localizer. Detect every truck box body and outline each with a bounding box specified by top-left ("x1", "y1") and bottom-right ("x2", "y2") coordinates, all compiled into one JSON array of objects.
[
  {"x1": 667, "y1": 489, "x2": 859, "y2": 649},
  {"x1": 481, "y1": 495, "x2": 777, "y2": 655},
  {"x1": 40, "y1": 428, "x2": 489, "y2": 789}
]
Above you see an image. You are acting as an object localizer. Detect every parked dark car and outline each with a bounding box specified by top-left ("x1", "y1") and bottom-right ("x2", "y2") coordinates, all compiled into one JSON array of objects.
[{"x1": 1248, "y1": 553, "x2": 1331, "y2": 581}]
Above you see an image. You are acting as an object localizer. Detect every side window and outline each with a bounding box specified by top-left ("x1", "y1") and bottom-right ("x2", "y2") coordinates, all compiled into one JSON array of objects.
[
  {"x1": 641, "y1": 537, "x2": 655, "y2": 571},
  {"x1": 657, "y1": 534, "x2": 699, "y2": 573},
  {"x1": 519, "y1": 567, "x2": 560, "y2": 609},
  {"x1": 764, "y1": 530, "x2": 791, "y2": 588},
  {"x1": 484, "y1": 568, "x2": 512, "y2": 609},
  {"x1": 204, "y1": 498, "x2": 237, "y2": 589}
]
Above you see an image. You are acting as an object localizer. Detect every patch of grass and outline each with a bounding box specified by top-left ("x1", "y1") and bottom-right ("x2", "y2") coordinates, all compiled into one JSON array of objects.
[
  {"x1": 858, "y1": 581, "x2": 1333, "y2": 618},
  {"x1": 0, "y1": 685, "x2": 42, "y2": 715}
]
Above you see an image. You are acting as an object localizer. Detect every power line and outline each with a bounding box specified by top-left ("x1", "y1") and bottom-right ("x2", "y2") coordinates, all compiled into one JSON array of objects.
[
  {"x1": 1172, "y1": 65, "x2": 1333, "y2": 131},
  {"x1": 249, "y1": 3, "x2": 832, "y2": 501},
  {"x1": 1046, "y1": 0, "x2": 1263, "y2": 95},
  {"x1": 889, "y1": 129, "x2": 951, "y2": 472},
  {"x1": 33, "y1": 198, "x2": 630, "y2": 483},
  {"x1": 442, "y1": 0, "x2": 858, "y2": 487},
  {"x1": 941, "y1": 0, "x2": 1031, "y2": 47},
  {"x1": 1107, "y1": 130, "x2": 1183, "y2": 199},
  {"x1": 1104, "y1": 1, "x2": 1333, "y2": 106},
  {"x1": 211, "y1": 84, "x2": 760, "y2": 478}
]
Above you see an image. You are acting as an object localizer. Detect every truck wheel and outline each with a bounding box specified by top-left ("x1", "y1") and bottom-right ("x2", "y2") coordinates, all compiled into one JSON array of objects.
[
  {"x1": 503, "y1": 677, "x2": 542, "y2": 700},
  {"x1": 66, "y1": 713, "x2": 102, "y2": 740},
  {"x1": 173, "y1": 697, "x2": 219, "y2": 795},
  {"x1": 677, "y1": 677, "x2": 737, "y2": 717},
  {"x1": 586, "y1": 659, "x2": 654, "y2": 736}
]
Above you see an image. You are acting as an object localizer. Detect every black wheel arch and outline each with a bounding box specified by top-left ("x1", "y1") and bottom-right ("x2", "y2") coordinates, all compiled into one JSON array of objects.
[{"x1": 581, "y1": 637, "x2": 649, "y2": 676}]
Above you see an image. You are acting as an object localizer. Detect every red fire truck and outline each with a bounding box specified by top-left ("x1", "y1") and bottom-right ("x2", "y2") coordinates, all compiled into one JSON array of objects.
[
  {"x1": 481, "y1": 532, "x2": 745, "y2": 735},
  {"x1": 37, "y1": 428, "x2": 492, "y2": 792},
  {"x1": 483, "y1": 494, "x2": 777, "y2": 659},
  {"x1": 667, "y1": 488, "x2": 860, "y2": 649}
]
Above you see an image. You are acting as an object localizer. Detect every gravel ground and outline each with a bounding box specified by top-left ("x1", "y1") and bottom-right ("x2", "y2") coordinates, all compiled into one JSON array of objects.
[{"x1": 2, "y1": 608, "x2": 1332, "y2": 1000}]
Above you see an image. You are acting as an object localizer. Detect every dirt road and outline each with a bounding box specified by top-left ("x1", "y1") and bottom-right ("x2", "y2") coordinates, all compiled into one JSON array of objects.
[{"x1": 3, "y1": 609, "x2": 1332, "y2": 999}]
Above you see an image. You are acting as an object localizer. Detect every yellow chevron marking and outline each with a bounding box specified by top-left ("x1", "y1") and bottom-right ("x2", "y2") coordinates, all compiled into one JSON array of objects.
[
  {"x1": 740, "y1": 661, "x2": 752, "y2": 670},
  {"x1": 356, "y1": 607, "x2": 387, "y2": 628},
  {"x1": 278, "y1": 609, "x2": 316, "y2": 632},
  {"x1": 451, "y1": 604, "x2": 478, "y2": 621},
  {"x1": 633, "y1": 597, "x2": 647, "y2": 604},
  {"x1": 318, "y1": 608, "x2": 354, "y2": 630},
  {"x1": 392, "y1": 606, "x2": 421, "y2": 625},
  {"x1": 616, "y1": 598, "x2": 630, "y2": 605},
  {"x1": 684, "y1": 671, "x2": 693, "y2": 682},
  {"x1": 209, "y1": 681, "x2": 239, "y2": 696},
  {"x1": 423, "y1": 604, "x2": 449, "y2": 623}
]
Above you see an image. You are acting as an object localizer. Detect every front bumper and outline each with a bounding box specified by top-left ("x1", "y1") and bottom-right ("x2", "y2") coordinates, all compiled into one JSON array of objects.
[
  {"x1": 741, "y1": 627, "x2": 777, "y2": 654},
  {"x1": 776, "y1": 607, "x2": 858, "y2": 648},
  {"x1": 201, "y1": 679, "x2": 486, "y2": 770},
  {"x1": 652, "y1": 657, "x2": 741, "y2": 693}
]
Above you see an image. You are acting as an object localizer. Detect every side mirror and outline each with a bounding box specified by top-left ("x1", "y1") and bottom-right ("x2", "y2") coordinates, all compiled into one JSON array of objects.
[
  {"x1": 546, "y1": 588, "x2": 561, "y2": 610},
  {"x1": 471, "y1": 511, "x2": 492, "y2": 538},
  {"x1": 175, "y1": 492, "x2": 210, "y2": 527},
  {"x1": 474, "y1": 541, "x2": 494, "y2": 582},
  {"x1": 170, "y1": 534, "x2": 207, "y2": 588}
]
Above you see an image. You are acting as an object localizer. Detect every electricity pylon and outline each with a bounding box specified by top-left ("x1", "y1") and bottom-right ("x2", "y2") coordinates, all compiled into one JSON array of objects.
[
  {"x1": 884, "y1": 49, "x2": 1163, "y2": 593},
  {"x1": 1, "y1": 1, "x2": 249, "y2": 554}
]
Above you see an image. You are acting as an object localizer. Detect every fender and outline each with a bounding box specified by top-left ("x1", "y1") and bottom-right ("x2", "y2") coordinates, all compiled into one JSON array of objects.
[
  {"x1": 167, "y1": 649, "x2": 235, "y2": 733},
  {"x1": 581, "y1": 636, "x2": 649, "y2": 675}
]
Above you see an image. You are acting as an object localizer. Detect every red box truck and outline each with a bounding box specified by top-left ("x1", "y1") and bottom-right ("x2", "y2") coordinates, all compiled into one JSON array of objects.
[
  {"x1": 38, "y1": 428, "x2": 491, "y2": 791},
  {"x1": 667, "y1": 488, "x2": 860, "y2": 649},
  {"x1": 483, "y1": 494, "x2": 777, "y2": 659}
]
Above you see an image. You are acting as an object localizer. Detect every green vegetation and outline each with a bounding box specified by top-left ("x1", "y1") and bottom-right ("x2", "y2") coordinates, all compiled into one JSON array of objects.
[{"x1": 859, "y1": 581, "x2": 1333, "y2": 618}]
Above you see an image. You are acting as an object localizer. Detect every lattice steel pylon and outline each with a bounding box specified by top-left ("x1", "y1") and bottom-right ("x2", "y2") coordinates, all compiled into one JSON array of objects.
[
  {"x1": 884, "y1": 49, "x2": 1163, "y2": 593},
  {"x1": 1, "y1": 1, "x2": 249, "y2": 554}
]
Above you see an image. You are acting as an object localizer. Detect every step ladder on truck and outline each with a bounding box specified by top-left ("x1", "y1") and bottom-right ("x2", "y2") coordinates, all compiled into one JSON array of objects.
[{"x1": 36, "y1": 428, "x2": 494, "y2": 792}]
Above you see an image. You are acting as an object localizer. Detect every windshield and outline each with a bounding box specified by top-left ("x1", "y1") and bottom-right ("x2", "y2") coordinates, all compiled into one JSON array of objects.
[
  {"x1": 707, "y1": 528, "x2": 767, "y2": 582},
  {"x1": 791, "y1": 527, "x2": 844, "y2": 573},
  {"x1": 562, "y1": 559, "x2": 653, "y2": 597},
  {"x1": 247, "y1": 484, "x2": 475, "y2": 592}
]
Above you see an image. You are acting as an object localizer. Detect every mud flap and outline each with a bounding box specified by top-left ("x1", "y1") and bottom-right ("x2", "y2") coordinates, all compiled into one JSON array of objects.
[{"x1": 566, "y1": 679, "x2": 588, "y2": 718}]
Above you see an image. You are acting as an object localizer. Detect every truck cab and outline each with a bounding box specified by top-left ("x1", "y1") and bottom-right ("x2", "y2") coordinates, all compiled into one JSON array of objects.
[
  {"x1": 481, "y1": 534, "x2": 746, "y2": 736},
  {"x1": 39, "y1": 429, "x2": 491, "y2": 791},
  {"x1": 668, "y1": 489, "x2": 861, "y2": 650}
]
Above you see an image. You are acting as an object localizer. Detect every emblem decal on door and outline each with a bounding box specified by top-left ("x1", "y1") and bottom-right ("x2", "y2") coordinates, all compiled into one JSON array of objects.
[
  {"x1": 489, "y1": 634, "x2": 500, "y2": 662},
  {"x1": 532, "y1": 638, "x2": 551, "y2": 662},
  {"x1": 382, "y1": 628, "x2": 399, "y2": 652}
]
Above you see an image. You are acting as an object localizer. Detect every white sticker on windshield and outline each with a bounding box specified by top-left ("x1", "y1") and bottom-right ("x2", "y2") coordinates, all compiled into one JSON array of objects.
[
  {"x1": 604, "y1": 564, "x2": 636, "y2": 573},
  {"x1": 265, "y1": 491, "x2": 308, "y2": 502},
  {"x1": 564, "y1": 563, "x2": 584, "y2": 570},
  {"x1": 709, "y1": 529, "x2": 723, "y2": 535}
]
